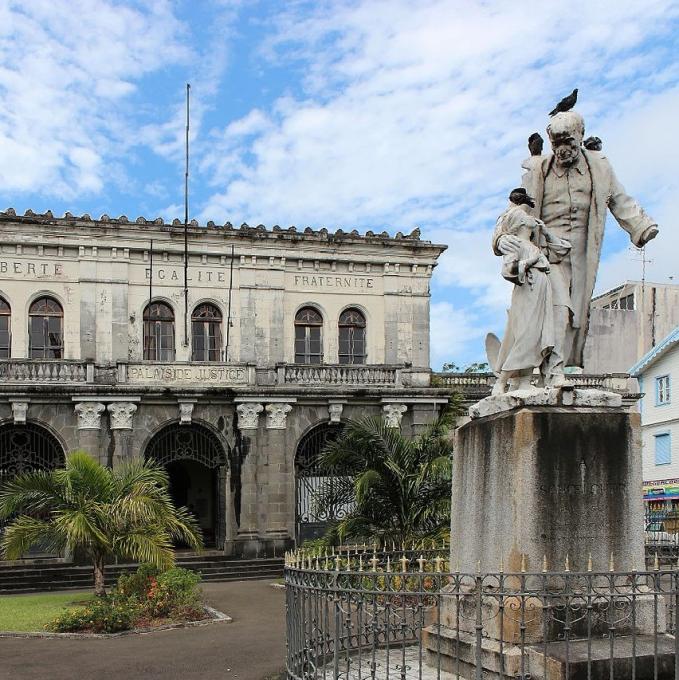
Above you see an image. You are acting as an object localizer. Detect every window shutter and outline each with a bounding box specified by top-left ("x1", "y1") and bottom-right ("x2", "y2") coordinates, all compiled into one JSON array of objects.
[{"x1": 655, "y1": 433, "x2": 671, "y2": 465}]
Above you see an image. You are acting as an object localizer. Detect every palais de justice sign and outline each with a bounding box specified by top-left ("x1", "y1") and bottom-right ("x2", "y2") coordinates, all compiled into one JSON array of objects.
[{"x1": 125, "y1": 364, "x2": 249, "y2": 386}]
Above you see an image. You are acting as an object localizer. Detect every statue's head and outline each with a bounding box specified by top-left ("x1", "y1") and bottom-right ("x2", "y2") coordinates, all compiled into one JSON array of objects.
[
  {"x1": 547, "y1": 110, "x2": 585, "y2": 168},
  {"x1": 498, "y1": 205, "x2": 538, "y2": 240}
]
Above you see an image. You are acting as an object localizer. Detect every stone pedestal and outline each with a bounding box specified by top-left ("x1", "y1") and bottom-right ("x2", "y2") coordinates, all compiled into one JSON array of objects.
[
  {"x1": 423, "y1": 401, "x2": 673, "y2": 678},
  {"x1": 451, "y1": 405, "x2": 644, "y2": 573}
]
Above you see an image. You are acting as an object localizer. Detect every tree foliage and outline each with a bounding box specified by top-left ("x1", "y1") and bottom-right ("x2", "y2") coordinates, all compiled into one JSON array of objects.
[
  {"x1": 314, "y1": 403, "x2": 459, "y2": 547},
  {"x1": 0, "y1": 452, "x2": 202, "y2": 595}
]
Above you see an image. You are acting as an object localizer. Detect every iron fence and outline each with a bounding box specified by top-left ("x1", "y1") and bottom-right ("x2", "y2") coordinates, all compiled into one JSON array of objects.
[{"x1": 285, "y1": 548, "x2": 679, "y2": 679}]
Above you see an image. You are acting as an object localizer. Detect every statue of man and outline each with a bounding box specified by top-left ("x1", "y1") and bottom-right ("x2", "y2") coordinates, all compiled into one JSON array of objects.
[{"x1": 492, "y1": 110, "x2": 659, "y2": 385}]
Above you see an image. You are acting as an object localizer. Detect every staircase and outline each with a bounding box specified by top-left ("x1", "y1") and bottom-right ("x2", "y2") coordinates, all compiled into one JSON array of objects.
[{"x1": 0, "y1": 553, "x2": 284, "y2": 594}]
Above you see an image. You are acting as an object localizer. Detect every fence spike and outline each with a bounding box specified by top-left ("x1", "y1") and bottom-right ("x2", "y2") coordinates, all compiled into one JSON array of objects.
[
  {"x1": 542, "y1": 554, "x2": 548, "y2": 573},
  {"x1": 400, "y1": 555, "x2": 409, "y2": 572},
  {"x1": 386, "y1": 556, "x2": 392, "y2": 573},
  {"x1": 654, "y1": 552, "x2": 660, "y2": 571},
  {"x1": 455, "y1": 555, "x2": 460, "y2": 573},
  {"x1": 307, "y1": 555, "x2": 312, "y2": 570},
  {"x1": 476, "y1": 559, "x2": 481, "y2": 575},
  {"x1": 358, "y1": 554, "x2": 364, "y2": 572},
  {"x1": 335, "y1": 555, "x2": 341, "y2": 572},
  {"x1": 564, "y1": 554, "x2": 570, "y2": 572},
  {"x1": 520, "y1": 554, "x2": 526, "y2": 573},
  {"x1": 499, "y1": 556, "x2": 504, "y2": 573},
  {"x1": 370, "y1": 553, "x2": 379, "y2": 572},
  {"x1": 315, "y1": 557, "x2": 320, "y2": 571},
  {"x1": 325, "y1": 556, "x2": 330, "y2": 571},
  {"x1": 587, "y1": 552, "x2": 593, "y2": 572},
  {"x1": 609, "y1": 552, "x2": 616, "y2": 572},
  {"x1": 418, "y1": 555, "x2": 426, "y2": 572}
]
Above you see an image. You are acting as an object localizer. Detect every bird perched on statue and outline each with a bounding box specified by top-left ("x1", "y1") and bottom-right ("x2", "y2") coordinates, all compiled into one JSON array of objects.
[
  {"x1": 528, "y1": 132, "x2": 544, "y2": 156},
  {"x1": 508, "y1": 187, "x2": 535, "y2": 209},
  {"x1": 583, "y1": 136, "x2": 602, "y2": 151},
  {"x1": 549, "y1": 88, "x2": 578, "y2": 116}
]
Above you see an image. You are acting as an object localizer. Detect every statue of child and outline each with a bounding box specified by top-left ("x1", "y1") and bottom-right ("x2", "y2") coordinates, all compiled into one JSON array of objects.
[{"x1": 491, "y1": 202, "x2": 570, "y2": 395}]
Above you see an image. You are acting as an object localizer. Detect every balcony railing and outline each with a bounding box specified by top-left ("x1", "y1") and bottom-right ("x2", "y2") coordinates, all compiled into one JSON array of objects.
[
  {"x1": 280, "y1": 364, "x2": 401, "y2": 386},
  {"x1": 0, "y1": 360, "x2": 92, "y2": 383}
]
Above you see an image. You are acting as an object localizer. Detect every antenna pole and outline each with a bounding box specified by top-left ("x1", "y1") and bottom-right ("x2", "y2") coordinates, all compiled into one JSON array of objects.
[
  {"x1": 183, "y1": 83, "x2": 191, "y2": 347},
  {"x1": 149, "y1": 239, "x2": 153, "y2": 309},
  {"x1": 225, "y1": 244, "x2": 235, "y2": 361}
]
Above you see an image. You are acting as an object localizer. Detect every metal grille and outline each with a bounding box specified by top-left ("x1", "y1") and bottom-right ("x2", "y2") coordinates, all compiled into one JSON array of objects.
[
  {"x1": 295, "y1": 423, "x2": 349, "y2": 543},
  {"x1": 0, "y1": 423, "x2": 65, "y2": 483},
  {"x1": 286, "y1": 549, "x2": 679, "y2": 680},
  {"x1": 145, "y1": 424, "x2": 227, "y2": 469}
]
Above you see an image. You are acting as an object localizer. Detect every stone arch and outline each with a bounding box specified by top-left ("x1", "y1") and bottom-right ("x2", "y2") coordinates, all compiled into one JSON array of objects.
[
  {"x1": 0, "y1": 421, "x2": 66, "y2": 483},
  {"x1": 144, "y1": 422, "x2": 229, "y2": 549},
  {"x1": 294, "y1": 421, "x2": 346, "y2": 543}
]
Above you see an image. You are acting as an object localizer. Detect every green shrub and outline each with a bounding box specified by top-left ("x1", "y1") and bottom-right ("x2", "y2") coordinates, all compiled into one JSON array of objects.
[
  {"x1": 47, "y1": 564, "x2": 204, "y2": 633},
  {"x1": 50, "y1": 596, "x2": 137, "y2": 634}
]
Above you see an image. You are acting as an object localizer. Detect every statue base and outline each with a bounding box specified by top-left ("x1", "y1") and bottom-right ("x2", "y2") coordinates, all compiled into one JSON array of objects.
[
  {"x1": 452, "y1": 402, "x2": 643, "y2": 572},
  {"x1": 421, "y1": 400, "x2": 674, "y2": 677}
]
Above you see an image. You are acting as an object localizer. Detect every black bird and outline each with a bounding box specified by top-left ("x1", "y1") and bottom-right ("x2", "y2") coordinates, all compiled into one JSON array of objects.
[
  {"x1": 528, "y1": 132, "x2": 544, "y2": 156},
  {"x1": 549, "y1": 88, "x2": 578, "y2": 116},
  {"x1": 509, "y1": 187, "x2": 535, "y2": 209},
  {"x1": 583, "y1": 136, "x2": 602, "y2": 151}
]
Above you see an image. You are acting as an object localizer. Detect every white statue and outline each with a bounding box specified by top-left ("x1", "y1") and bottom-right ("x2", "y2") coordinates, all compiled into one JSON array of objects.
[
  {"x1": 492, "y1": 107, "x2": 658, "y2": 386},
  {"x1": 490, "y1": 205, "x2": 570, "y2": 394}
]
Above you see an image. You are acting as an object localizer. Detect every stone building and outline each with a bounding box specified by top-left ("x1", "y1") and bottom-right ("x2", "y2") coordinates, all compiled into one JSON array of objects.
[
  {"x1": 0, "y1": 209, "x2": 452, "y2": 555},
  {"x1": 584, "y1": 280, "x2": 679, "y2": 374}
]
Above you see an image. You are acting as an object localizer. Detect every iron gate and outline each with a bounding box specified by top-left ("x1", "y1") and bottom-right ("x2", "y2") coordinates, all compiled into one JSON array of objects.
[
  {"x1": 0, "y1": 423, "x2": 65, "y2": 483},
  {"x1": 295, "y1": 423, "x2": 350, "y2": 543}
]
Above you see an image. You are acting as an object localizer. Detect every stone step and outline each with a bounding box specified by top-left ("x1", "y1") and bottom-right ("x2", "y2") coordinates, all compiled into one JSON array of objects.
[{"x1": 0, "y1": 556, "x2": 284, "y2": 593}]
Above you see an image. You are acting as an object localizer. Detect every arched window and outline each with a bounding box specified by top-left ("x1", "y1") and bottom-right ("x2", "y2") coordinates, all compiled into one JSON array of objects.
[
  {"x1": 338, "y1": 308, "x2": 366, "y2": 364},
  {"x1": 295, "y1": 307, "x2": 323, "y2": 364},
  {"x1": 29, "y1": 297, "x2": 63, "y2": 359},
  {"x1": 0, "y1": 297, "x2": 10, "y2": 358},
  {"x1": 143, "y1": 302, "x2": 175, "y2": 361},
  {"x1": 192, "y1": 303, "x2": 222, "y2": 362}
]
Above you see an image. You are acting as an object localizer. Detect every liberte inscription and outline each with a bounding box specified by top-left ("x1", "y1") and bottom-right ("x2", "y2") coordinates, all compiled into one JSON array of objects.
[
  {"x1": 126, "y1": 364, "x2": 249, "y2": 385},
  {"x1": 0, "y1": 260, "x2": 64, "y2": 277}
]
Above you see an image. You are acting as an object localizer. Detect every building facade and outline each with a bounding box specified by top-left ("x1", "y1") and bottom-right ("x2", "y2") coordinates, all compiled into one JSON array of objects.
[
  {"x1": 630, "y1": 326, "x2": 679, "y2": 525},
  {"x1": 584, "y1": 281, "x2": 679, "y2": 374},
  {"x1": 0, "y1": 209, "x2": 453, "y2": 555}
]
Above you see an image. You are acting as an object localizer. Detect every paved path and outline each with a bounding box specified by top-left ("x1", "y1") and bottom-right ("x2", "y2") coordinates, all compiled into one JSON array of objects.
[{"x1": 0, "y1": 580, "x2": 286, "y2": 680}]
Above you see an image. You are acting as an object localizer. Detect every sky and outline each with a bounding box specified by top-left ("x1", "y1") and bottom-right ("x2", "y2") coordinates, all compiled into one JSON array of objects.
[{"x1": 0, "y1": 0, "x2": 677, "y2": 369}]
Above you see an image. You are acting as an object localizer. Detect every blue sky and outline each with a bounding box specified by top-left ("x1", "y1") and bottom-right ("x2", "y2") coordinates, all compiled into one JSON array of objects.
[{"x1": 0, "y1": 0, "x2": 677, "y2": 368}]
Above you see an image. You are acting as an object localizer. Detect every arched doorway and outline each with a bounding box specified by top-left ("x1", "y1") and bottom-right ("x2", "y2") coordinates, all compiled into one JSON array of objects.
[
  {"x1": 0, "y1": 422, "x2": 66, "y2": 555},
  {"x1": 145, "y1": 424, "x2": 228, "y2": 549},
  {"x1": 0, "y1": 422, "x2": 65, "y2": 483},
  {"x1": 295, "y1": 423, "x2": 347, "y2": 544}
]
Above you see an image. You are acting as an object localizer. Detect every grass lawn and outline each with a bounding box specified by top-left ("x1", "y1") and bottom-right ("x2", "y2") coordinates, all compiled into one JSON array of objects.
[{"x1": 0, "y1": 591, "x2": 95, "y2": 632}]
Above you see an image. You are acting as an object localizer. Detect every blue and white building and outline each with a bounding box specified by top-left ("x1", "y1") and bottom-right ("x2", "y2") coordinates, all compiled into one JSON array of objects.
[{"x1": 630, "y1": 326, "x2": 679, "y2": 517}]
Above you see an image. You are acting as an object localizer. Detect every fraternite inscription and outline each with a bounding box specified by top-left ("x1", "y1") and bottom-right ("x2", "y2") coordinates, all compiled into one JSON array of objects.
[
  {"x1": 292, "y1": 274, "x2": 375, "y2": 289},
  {"x1": 126, "y1": 364, "x2": 249, "y2": 385}
]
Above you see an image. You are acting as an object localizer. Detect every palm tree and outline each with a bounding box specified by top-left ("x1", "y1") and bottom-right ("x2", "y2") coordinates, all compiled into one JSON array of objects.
[
  {"x1": 0, "y1": 451, "x2": 202, "y2": 596},
  {"x1": 315, "y1": 405, "x2": 457, "y2": 548}
]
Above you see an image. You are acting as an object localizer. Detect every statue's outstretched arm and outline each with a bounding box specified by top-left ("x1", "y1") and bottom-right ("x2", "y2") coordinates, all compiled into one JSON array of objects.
[{"x1": 608, "y1": 166, "x2": 658, "y2": 247}]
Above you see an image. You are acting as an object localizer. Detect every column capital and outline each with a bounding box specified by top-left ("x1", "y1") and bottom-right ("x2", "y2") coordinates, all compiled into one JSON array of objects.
[
  {"x1": 107, "y1": 402, "x2": 137, "y2": 430},
  {"x1": 382, "y1": 403, "x2": 407, "y2": 428},
  {"x1": 236, "y1": 402, "x2": 263, "y2": 431},
  {"x1": 74, "y1": 402, "x2": 105, "y2": 430},
  {"x1": 265, "y1": 402, "x2": 292, "y2": 429}
]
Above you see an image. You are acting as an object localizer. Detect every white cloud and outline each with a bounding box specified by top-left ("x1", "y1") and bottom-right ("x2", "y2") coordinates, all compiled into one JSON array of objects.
[
  {"x1": 0, "y1": 0, "x2": 189, "y2": 198},
  {"x1": 197, "y1": 0, "x2": 678, "y2": 361}
]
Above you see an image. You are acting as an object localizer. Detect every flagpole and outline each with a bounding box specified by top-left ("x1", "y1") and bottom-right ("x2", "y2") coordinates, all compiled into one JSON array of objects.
[{"x1": 183, "y1": 83, "x2": 190, "y2": 347}]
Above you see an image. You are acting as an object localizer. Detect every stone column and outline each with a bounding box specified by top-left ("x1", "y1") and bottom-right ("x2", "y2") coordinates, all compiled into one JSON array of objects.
[
  {"x1": 74, "y1": 402, "x2": 105, "y2": 464},
  {"x1": 263, "y1": 403, "x2": 293, "y2": 551},
  {"x1": 235, "y1": 403, "x2": 263, "y2": 555},
  {"x1": 107, "y1": 402, "x2": 137, "y2": 469}
]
